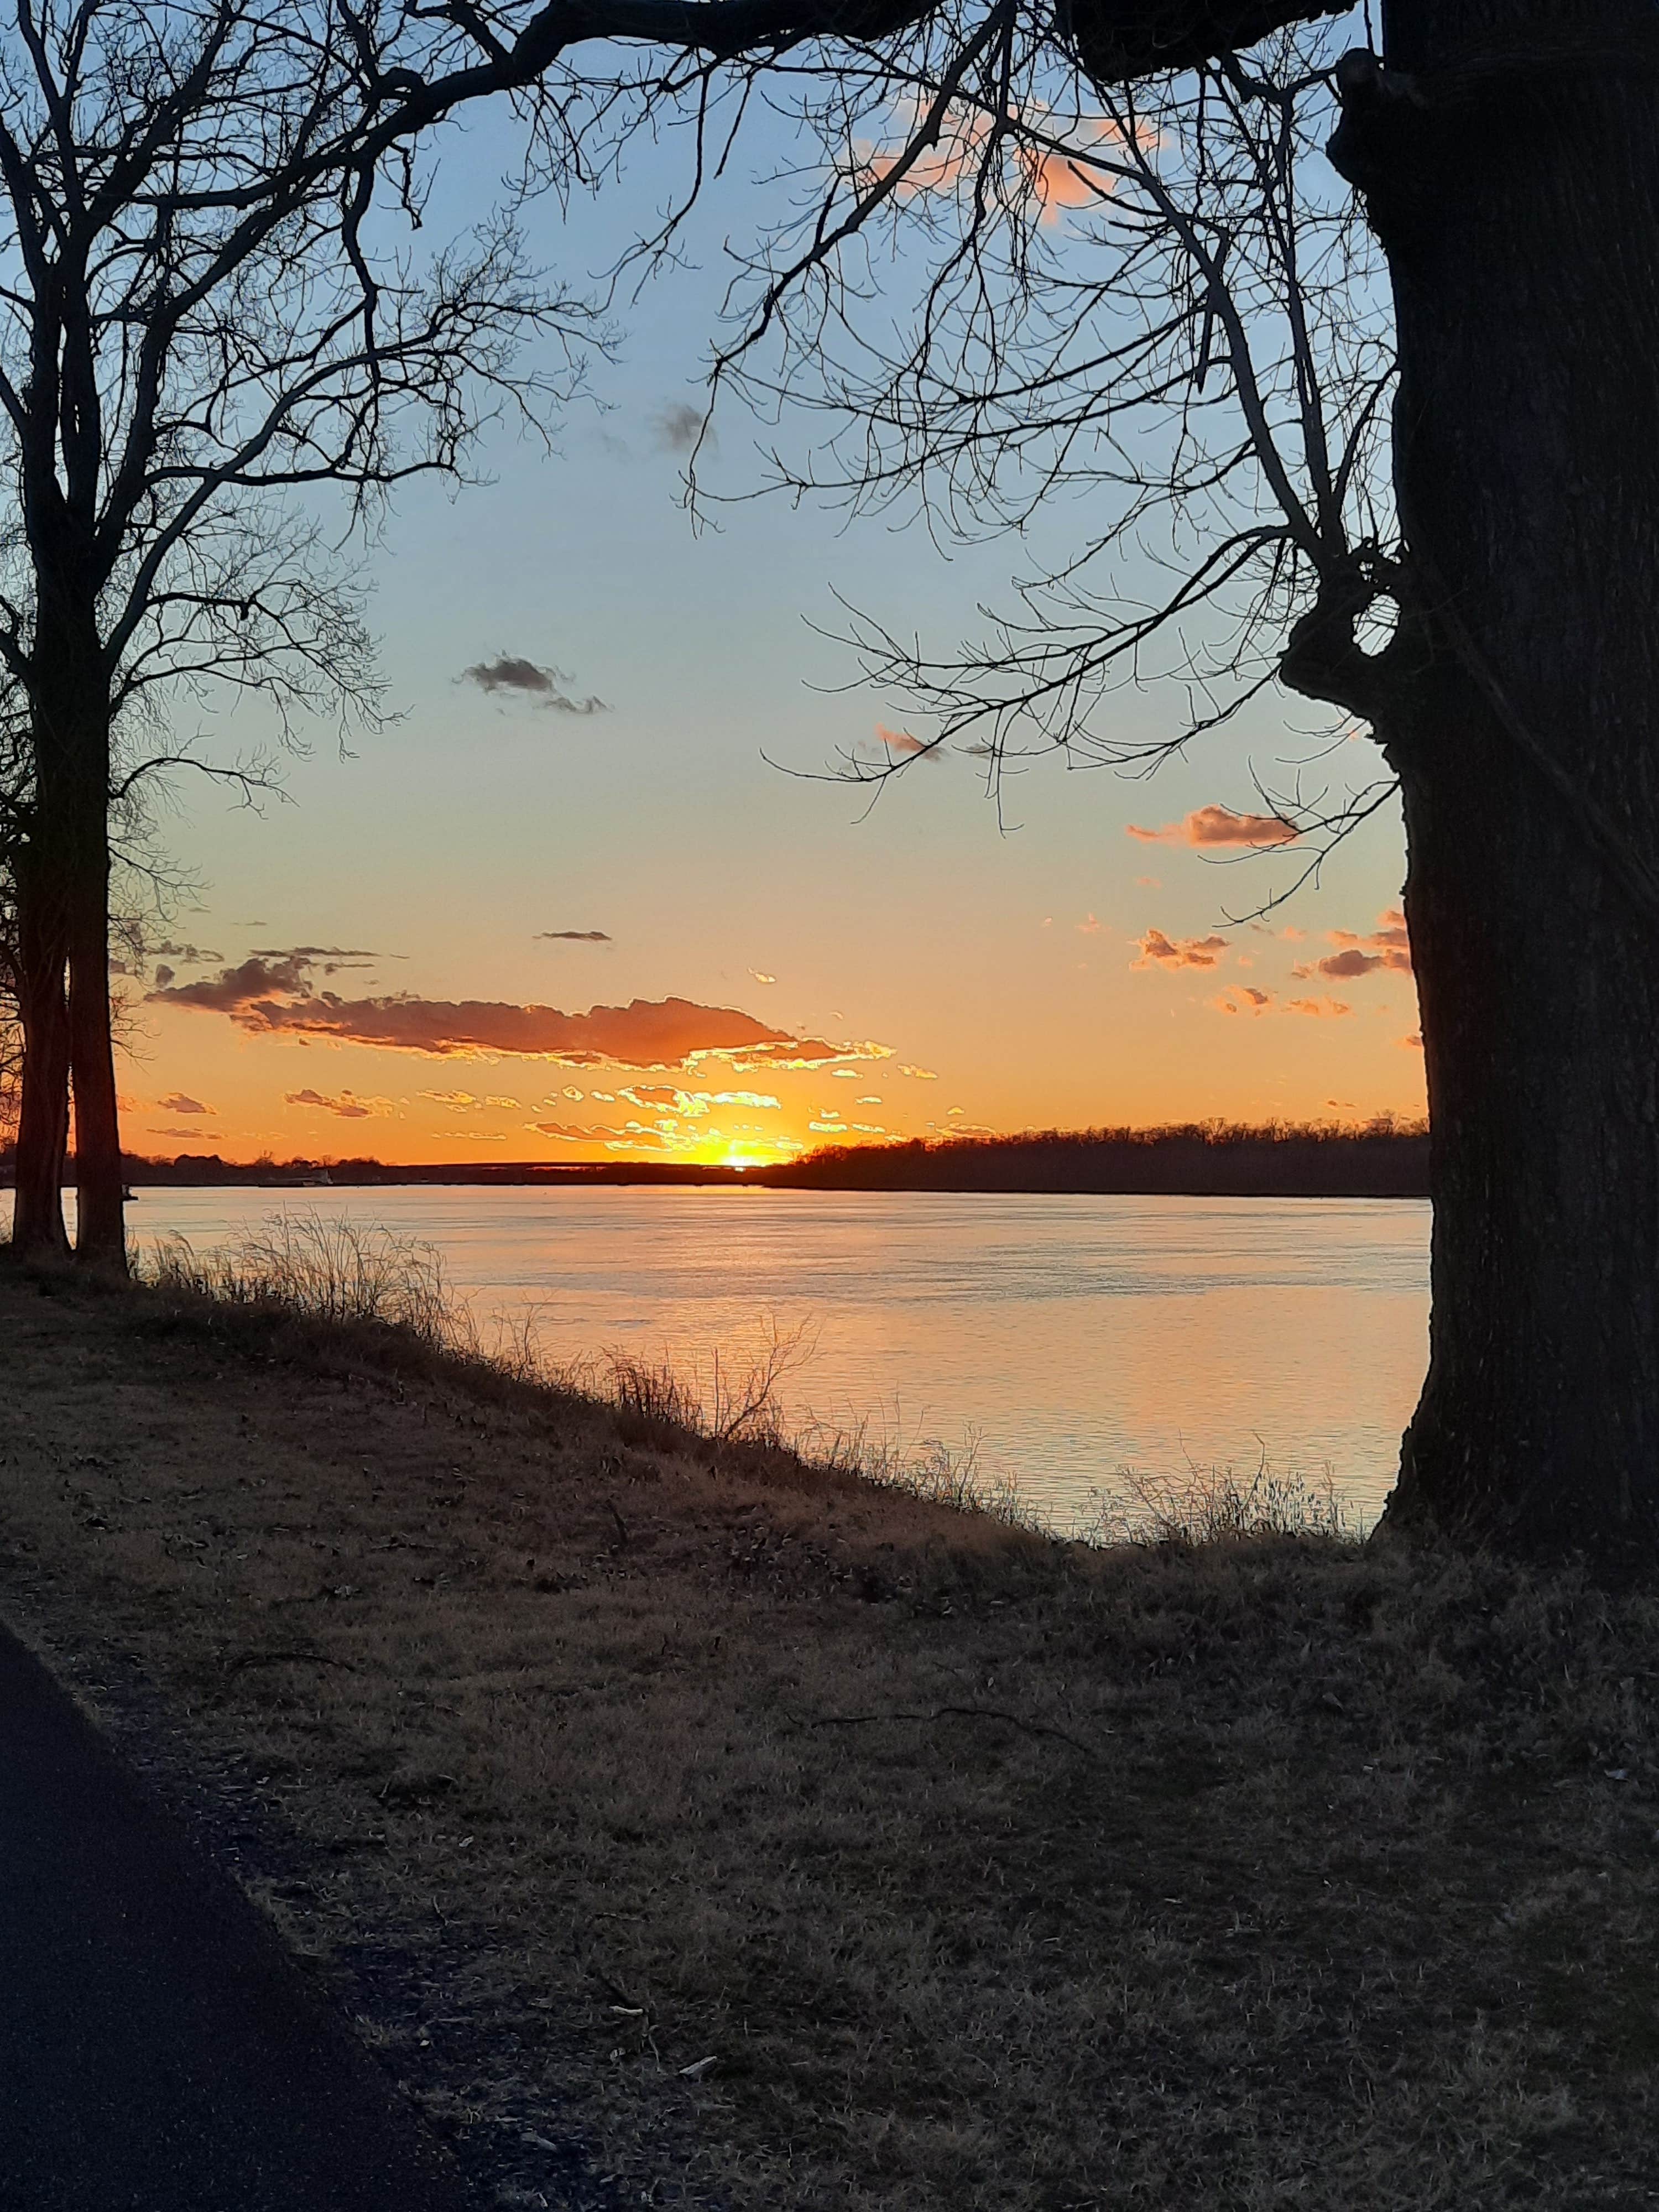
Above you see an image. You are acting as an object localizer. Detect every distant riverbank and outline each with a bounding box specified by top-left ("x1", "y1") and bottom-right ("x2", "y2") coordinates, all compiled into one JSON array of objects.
[{"x1": 95, "y1": 1119, "x2": 1431, "y2": 1198}]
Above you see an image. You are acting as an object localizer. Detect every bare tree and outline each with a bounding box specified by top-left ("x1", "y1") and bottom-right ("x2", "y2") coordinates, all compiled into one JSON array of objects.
[
  {"x1": 699, "y1": 0, "x2": 1659, "y2": 1564},
  {"x1": 0, "y1": 0, "x2": 1049, "y2": 1270}
]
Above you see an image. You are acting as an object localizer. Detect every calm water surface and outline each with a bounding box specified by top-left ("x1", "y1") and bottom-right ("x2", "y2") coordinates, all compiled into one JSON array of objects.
[{"x1": 131, "y1": 1187, "x2": 1430, "y2": 1535}]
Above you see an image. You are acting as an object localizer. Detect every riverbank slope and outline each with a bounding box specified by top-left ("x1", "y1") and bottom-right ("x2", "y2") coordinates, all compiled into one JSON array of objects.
[{"x1": 0, "y1": 1260, "x2": 1652, "y2": 2210}]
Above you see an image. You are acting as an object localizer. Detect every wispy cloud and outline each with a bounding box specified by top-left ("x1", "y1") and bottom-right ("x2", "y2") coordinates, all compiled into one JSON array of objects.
[
  {"x1": 538, "y1": 928, "x2": 612, "y2": 943},
  {"x1": 863, "y1": 103, "x2": 1131, "y2": 226},
  {"x1": 654, "y1": 401, "x2": 709, "y2": 455},
  {"x1": 875, "y1": 723, "x2": 939, "y2": 762},
  {"x1": 284, "y1": 1087, "x2": 393, "y2": 1120},
  {"x1": 156, "y1": 1091, "x2": 211, "y2": 1116},
  {"x1": 1134, "y1": 928, "x2": 1230, "y2": 969},
  {"x1": 615, "y1": 1083, "x2": 780, "y2": 1118},
  {"x1": 1127, "y1": 805, "x2": 1298, "y2": 848},
  {"x1": 1210, "y1": 986, "x2": 1350, "y2": 1020},
  {"x1": 655, "y1": 400, "x2": 717, "y2": 456},
  {"x1": 458, "y1": 654, "x2": 608, "y2": 716},
  {"x1": 252, "y1": 944, "x2": 382, "y2": 971}
]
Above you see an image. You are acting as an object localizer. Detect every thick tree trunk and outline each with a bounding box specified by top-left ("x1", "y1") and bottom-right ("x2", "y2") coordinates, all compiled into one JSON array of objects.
[
  {"x1": 1354, "y1": 1, "x2": 1659, "y2": 1561},
  {"x1": 69, "y1": 850, "x2": 125, "y2": 1269},
  {"x1": 9, "y1": 851, "x2": 71, "y2": 1259},
  {"x1": 24, "y1": 596, "x2": 126, "y2": 1269}
]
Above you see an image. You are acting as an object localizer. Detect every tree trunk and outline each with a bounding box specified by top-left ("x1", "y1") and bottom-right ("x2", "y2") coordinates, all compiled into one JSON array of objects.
[
  {"x1": 69, "y1": 846, "x2": 125, "y2": 1269},
  {"x1": 1352, "y1": 0, "x2": 1659, "y2": 1562},
  {"x1": 24, "y1": 596, "x2": 126, "y2": 1269},
  {"x1": 9, "y1": 849, "x2": 70, "y2": 1260}
]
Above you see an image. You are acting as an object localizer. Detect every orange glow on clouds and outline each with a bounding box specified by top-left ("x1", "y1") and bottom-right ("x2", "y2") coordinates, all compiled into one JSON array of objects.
[
  {"x1": 1127, "y1": 805, "x2": 1299, "y2": 848},
  {"x1": 125, "y1": 873, "x2": 1426, "y2": 1166},
  {"x1": 860, "y1": 103, "x2": 1134, "y2": 227}
]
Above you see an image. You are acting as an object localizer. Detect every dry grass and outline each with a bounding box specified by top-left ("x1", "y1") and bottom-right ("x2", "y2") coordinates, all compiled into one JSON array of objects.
[
  {"x1": 1089, "y1": 1457, "x2": 1354, "y2": 1547},
  {"x1": 144, "y1": 1217, "x2": 1017, "y2": 1530},
  {"x1": 2, "y1": 1245, "x2": 1658, "y2": 2210}
]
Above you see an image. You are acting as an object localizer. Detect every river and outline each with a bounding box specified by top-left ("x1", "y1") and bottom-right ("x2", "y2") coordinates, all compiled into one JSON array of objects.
[{"x1": 129, "y1": 1186, "x2": 1430, "y2": 1536}]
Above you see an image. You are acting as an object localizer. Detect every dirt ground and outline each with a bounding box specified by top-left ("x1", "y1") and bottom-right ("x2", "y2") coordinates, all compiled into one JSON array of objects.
[{"x1": 2, "y1": 1259, "x2": 1657, "y2": 2210}]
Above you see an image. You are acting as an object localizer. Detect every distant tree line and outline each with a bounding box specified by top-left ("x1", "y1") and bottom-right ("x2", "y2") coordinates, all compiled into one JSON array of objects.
[
  {"x1": 53, "y1": 1119, "x2": 1432, "y2": 1198},
  {"x1": 765, "y1": 1121, "x2": 1429, "y2": 1197}
]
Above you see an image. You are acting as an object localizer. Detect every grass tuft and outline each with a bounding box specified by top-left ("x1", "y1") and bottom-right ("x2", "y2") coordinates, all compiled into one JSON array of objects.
[
  {"x1": 145, "y1": 1213, "x2": 456, "y2": 1342},
  {"x1": 1091, "y1": 1455, "x2": 1355, "y2": 1546}
]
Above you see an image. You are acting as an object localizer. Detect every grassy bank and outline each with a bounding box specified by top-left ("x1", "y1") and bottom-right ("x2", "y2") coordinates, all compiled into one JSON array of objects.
[{"x1": 1, "y1": 1241, "x2": 1656, "y2": 2209}]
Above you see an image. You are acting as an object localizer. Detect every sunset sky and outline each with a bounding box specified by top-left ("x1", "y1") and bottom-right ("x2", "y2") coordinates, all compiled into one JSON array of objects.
[{"x1": 121, "y1": 92, "x2": 1422, "y2": 1170}]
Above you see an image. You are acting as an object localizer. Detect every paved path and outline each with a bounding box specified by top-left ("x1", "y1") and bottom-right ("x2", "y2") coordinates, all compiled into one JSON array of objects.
[{"x1": 0, "y1": 1624, "x2": 474, "y2": 2210}]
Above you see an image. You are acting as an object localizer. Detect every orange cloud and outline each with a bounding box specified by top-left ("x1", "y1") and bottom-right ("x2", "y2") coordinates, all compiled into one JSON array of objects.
[
  {"x1": 1134, "y1": 929, "x2": 1230, "y2": 969},
  {"x1": 1296, "y1": 909, "x2": 1413, "y2": 983},
  {"x1": 875, "y1": 723, "x2": 938, "y2": 761},
  {"x1": 863, "y1": 103, "x2": 1130, "y2": 226},
  {"x1": 1213, "y1": 987, "x2": 1272, "y2": 1015},
  {"x1": 285, "y1": 1087, "x2": 393, "y2": 1119},
  {"x1": 615, "y1": 1084, "x2": 781, "y2": 1118},
  {"x1": 1127, "y1": 806, "x2": 1299, "y2": 848},
  {"x1": 729, "y1": 1038, "x2": 890, "y2": 1071},
  {"x1": 1284, "y1": 997, "x2": 1353, "y2": 1019},
  {"x1": 154, "y1": 951, "x2": 817, "y2": 1070},
  {"x1": 156, "y1": 1091, "x2": 211, "y2": 1116}
]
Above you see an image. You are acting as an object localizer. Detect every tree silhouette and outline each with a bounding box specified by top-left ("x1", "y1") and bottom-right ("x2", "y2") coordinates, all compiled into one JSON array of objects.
[
  {"x1": 707, "y1": 0, "x2": 1659, "y2": 1563},
  {"x1": 0, "y1": 0, "x2": 1042, "y2": 1269}
]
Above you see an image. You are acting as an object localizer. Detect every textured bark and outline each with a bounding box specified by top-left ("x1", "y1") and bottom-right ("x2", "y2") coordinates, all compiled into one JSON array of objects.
[
  {"x1": 24, "y1": 591, "x2": 126, "y2": 1270},
  {"x1": 9, "y1": 852, "x2": 70, "y2": 1259},
  {"x1": 68, "y1": 854, "x2": 124, "y2": 1268},
  {"x1": 1355, "y1": 0, "x2": 1659, "y2": 1561}
]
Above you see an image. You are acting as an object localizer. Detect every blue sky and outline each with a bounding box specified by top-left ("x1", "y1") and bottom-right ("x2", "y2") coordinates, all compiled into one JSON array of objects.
[{"x1": 127, "y1": 78, "x2": 1423, "y2": 1163}]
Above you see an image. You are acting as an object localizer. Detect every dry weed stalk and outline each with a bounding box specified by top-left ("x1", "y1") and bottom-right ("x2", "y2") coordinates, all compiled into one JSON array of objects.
[{"x1": 1090, "y1": 1454, "x2": 1353, "y2": 1547}]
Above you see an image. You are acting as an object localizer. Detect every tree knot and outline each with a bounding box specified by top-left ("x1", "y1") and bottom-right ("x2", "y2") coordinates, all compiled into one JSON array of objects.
[{"x1": 1327, "y1": 47, "x2": 1436, "y2": 235}]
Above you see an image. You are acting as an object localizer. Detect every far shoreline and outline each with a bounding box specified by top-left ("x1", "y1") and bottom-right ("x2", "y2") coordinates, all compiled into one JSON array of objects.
[{"x1": 70, "y1": 1119, "x2": 1432, "y2": 1201}]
